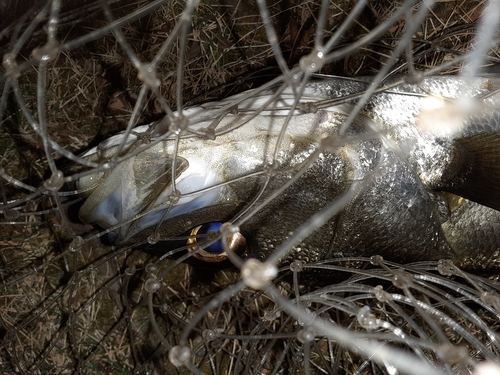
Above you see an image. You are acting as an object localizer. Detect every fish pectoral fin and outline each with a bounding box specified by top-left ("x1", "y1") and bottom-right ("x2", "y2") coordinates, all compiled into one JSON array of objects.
[
  {"x1": 133, "y1": 155, "x2": 189, "y2": 212},
  {"x1": 437, "y1": 131, "x2": 500, "y2": 211}
]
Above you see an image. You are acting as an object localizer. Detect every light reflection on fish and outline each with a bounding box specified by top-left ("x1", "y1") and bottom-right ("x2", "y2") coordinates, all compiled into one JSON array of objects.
[{"x1": 75, "y1": 75, "x2": 500, "y2": 267}]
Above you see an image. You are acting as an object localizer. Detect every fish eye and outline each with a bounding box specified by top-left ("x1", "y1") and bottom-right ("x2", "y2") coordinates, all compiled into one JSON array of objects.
[{"x1": 186, "y1": 222, "x2": 247, "y2": 263}]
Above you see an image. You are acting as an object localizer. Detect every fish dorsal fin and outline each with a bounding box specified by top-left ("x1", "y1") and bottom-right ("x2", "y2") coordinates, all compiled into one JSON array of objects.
[{"x1": 437, "y1": 132, "x2": 500, "y2": 211}]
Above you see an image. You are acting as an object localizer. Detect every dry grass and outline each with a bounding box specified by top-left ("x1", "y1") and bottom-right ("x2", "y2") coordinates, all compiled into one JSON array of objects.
[{"x1": 1, "y1": 0, "x2": 500, "y2": 374}]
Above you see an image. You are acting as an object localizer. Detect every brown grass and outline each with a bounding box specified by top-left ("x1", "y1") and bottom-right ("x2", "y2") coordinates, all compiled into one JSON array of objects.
[{"x1": 1, "y1": 0, "x2": 499, "y2": 374}]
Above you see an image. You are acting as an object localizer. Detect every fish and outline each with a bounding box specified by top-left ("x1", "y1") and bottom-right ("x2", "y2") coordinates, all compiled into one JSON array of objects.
[{"x1": 74, "y1": 75, "x2": 500, "y2": 267}]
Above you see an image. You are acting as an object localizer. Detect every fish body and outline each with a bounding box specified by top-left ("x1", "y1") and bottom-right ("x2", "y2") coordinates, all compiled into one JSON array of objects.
[{"x1": 76, "y1": 75, "x2": 500, "y2": 266}]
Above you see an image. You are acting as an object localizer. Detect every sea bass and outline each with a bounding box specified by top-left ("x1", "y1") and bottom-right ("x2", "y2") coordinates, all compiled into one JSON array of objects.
[{"x1": 75, "y1": 75, "x2": 500, "y2": 267}]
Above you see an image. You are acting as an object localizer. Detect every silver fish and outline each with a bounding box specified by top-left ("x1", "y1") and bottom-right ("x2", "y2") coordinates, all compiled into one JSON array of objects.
[{"x1": 75, "y1": 75, "x2": 500, "y2": 267}]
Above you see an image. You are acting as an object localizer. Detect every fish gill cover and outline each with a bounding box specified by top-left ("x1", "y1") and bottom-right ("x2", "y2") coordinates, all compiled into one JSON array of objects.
[{"x1": 1, "y1": 1, "x2": 500, "y2": 374}]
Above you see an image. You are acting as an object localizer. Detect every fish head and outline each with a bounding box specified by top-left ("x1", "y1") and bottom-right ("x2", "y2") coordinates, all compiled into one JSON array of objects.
[
  {"x1": 73, "y1": 95, "x2": 362, "y2": 265},
  {"x1": 76, "y1": 126, "x2": 262, "y2": 246}
]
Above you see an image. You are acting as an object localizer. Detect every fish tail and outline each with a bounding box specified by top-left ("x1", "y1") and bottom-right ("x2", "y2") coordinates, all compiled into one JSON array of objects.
[{"x1": 438, "y1": 132, "x2": 500, "y2": 211}]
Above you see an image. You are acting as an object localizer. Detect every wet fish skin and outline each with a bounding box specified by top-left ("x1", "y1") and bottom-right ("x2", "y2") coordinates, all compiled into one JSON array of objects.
[{"x1": 76, "y1": 75, "x2": 500, "y2": 266}]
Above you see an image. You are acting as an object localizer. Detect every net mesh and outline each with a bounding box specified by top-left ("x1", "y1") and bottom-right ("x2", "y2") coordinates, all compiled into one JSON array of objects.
[{"x1": 1, "y1": 1, "x2": 500, "y2": 374}]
